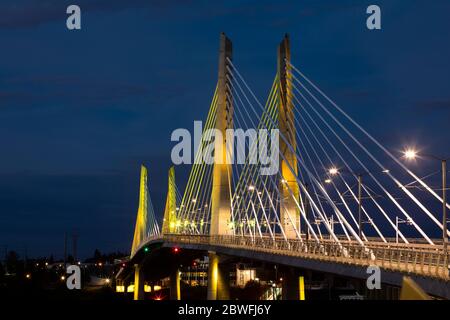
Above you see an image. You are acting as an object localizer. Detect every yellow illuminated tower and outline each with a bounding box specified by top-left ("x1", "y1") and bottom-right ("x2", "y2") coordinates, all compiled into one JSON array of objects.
[
  {"x1": 278, "y1": 34, "x2": 300, "y2": 238},
  {"x1": 162, "y1": 166, "x2": 177, "y2": 234},
  {"x1": 210, "y1": 33, "x2": 233, "y2": 236},
  {"x1": 131, "y1": 165, "x2": 148, "y2": 256}
]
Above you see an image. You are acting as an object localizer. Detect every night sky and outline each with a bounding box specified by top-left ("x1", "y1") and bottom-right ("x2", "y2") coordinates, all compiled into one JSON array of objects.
[{"x1": 0, "y1": 0, "x2": 449, "y2": 259}]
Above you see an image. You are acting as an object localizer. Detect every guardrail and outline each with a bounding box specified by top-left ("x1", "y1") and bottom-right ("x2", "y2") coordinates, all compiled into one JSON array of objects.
[{"x1": 146, "y1": 234, "x2": 449, "y2": 280}]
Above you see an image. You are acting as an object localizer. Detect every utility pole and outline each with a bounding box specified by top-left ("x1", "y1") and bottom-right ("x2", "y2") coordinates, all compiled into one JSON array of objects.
[
  {"x1": 3, "y1": 246, "x2": 7, "y2": 274},
  {"x1": 72, "y1": 233, "x2": 78, "y2": 263},
  {"x1": 305, "y1": 184, "x2": 309, "y2": 241},
  {"x1": 442, "y1": 159, "x2": 448, "y2": 269},
  {"x1": 64, "y1": 232, "x2": 67, "y2": 267},
  {"x1": 358, "y1": 174, "x2": 362, "y2": 239},
  {"x1": 396, "y1": 217, "x2": 399, "y2": 244}
]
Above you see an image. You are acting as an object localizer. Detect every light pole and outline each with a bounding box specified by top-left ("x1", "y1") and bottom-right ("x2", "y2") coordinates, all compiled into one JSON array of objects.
[
  {"x1": 442, "y1": 159, "x2": 447, "y2": 263},
  {"x1": 395, "y1": 216, "x2": 412, "y2": 244},
  {"x1": 327, "y1": 167, "x2": 383, "y2": 239},
  {"x1": 357, "y1": 174, "x2": 362, "y2": 239},
  {"x1": 403, "y1": 149, "x2": 448, "y2": 266}
]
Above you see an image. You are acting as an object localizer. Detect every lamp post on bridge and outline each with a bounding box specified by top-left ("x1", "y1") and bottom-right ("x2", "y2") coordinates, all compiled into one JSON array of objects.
[
  {"x1": 403, "y1": 149, "x2": 449, "y2": 268},
  {"x1": 395, "y1": 216, "x2": 412, "y2": 244},
  {"x1": 326, "y1": 167, "x2": 388, "y2": 239}
]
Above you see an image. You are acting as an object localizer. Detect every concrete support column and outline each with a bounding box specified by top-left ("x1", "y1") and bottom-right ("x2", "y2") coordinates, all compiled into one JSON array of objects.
[
  {"x1": 282, "y1": 268, "x2": 300, "y2": 300},
  {"x1": 326, "y1": 274, "x2": 334, "y2": 300},
  {"x1": 133, "y1": 264, "x2": 145, "y2": 300},
  {"x1": 207, "y1": 252, "x2": 230, "y2": 300},
  {"x1": 170, "y1": 268, "x2": 181, "y2": 300},
  {"x1": 218, "y1": 263, "x2": 230, "y2": 300}
]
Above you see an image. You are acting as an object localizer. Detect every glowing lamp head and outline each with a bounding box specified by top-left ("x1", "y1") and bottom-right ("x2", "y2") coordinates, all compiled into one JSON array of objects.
[
  {"x1": 329, "y1": 167, "x2": 339, "y2": 175},
  {"x1": 248, "y1": 185, "x2": 255, "y2": 191},
  {"x1": 325, "y1": 179, "x2": 332, "y2": 184},
  {"x1": 404, "y1": 149, "x2": 417, "y2": 160}
]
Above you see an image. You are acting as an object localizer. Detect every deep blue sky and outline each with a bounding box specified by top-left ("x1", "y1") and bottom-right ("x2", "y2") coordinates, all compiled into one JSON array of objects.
[{"x1": 0, "y1": 0, "x2": 449, "y2": 259}]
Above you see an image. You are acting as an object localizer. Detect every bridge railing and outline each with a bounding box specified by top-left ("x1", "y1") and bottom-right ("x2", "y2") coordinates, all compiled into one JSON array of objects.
[{"x1": 158, "y1": 234, "x2": 449, "y2": 280}]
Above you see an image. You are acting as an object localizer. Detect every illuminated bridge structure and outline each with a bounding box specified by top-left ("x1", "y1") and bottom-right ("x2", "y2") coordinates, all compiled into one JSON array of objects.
[{"x1": 121, "y1": 34, "x2": 450, "y2": 300}]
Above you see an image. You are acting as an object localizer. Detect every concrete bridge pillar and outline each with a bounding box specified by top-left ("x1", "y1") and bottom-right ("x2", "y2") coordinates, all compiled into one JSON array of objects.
[
  {"x1": 170, "y1": 268, "x2": 181, "y2": 300},
  {"x1": 133, "y1": 264, "x2": 145, "y2": 300},
  {"x1": 282, "y1": 267, "x2": 303, "y2": 300},
  {"x1": 207, "y1": 252, "x2": 230, "y2": 300}
]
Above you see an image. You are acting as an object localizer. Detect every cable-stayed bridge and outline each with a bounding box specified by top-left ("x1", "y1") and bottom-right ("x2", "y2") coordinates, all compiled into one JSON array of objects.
[{"x1": 121, "y1": 33, "x2": 449, "y2": 300}]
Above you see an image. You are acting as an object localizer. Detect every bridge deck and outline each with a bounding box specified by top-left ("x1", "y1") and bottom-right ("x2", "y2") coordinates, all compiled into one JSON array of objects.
[{"x1": 136, "y1": 234, "x2": 450, "y2": 282}]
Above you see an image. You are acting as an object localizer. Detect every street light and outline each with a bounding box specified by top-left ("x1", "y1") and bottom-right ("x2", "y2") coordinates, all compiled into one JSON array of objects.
[
  {"x1": 403, "y1": 148, "x2": 448, "y2": 264},
  {"x1": 326, "y1": 167, "x2": 364, "y2": 238},
  {"x1": 329, "y1": 167, "x2": 339, "y2": 175},
  {"x1": 403, "y1": 149, "x2": 418, "y2": 160},
  {"x1": 325, "y1": 166, "x2": 389, "y2": 239},
  {"x1": 395, "y1": 216, "x2": 412, "y2": 244}
]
